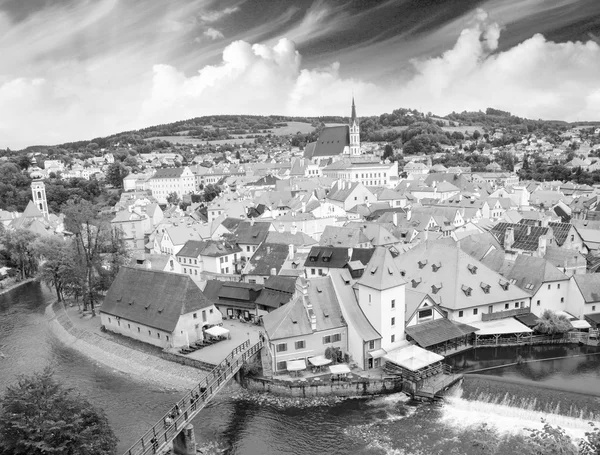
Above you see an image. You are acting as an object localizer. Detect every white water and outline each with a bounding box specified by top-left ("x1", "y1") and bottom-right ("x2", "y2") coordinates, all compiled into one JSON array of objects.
[{"x1": 440, "y1": 384, "x2": 597, "y2": 442}]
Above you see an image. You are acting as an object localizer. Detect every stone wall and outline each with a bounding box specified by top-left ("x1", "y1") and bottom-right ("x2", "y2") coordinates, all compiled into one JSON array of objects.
[{"x1": 244, "y1": 376, "x2": 403, "y2": 397}]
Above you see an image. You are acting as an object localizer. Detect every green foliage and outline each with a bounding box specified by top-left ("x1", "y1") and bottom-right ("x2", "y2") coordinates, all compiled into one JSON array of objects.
[
  {"x1": 202, "y1": 184, "x2": 222, "y2": 203},
  {"x1": 534, "y1": 310, "x2": 573, "y2": 335},
  {"x1": 166, "y1": 191, "x2": 180, "y2": 206},
  {"x1": 105, "y1": 162, "x2": 129, "y2": 188},
  {"x1": 580, "y1": 422, "x2": 600, "y2": 455},
  {"x1": 0, "y1": 368, "x2": 118, "y2": 455},
  {"x1": 525, "y1": 420, "x2": 578, "y2": 455},
  {"x1": 33, "y1": 236, "x2": 79, "y2": 302},
  {"x1": 0, "y1": 229, "x2": 39, "y2": 280},
  {"x1": 324, "y1": 347, "x2": 344, "y2": 364}
]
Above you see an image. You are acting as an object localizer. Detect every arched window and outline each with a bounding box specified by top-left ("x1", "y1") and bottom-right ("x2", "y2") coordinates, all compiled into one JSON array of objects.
[{"x1": 37, "y1": 191, "x2": 41, "y2": 199}]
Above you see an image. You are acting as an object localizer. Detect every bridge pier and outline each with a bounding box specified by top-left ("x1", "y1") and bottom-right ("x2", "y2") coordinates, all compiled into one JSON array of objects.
[{"x1": 172, "y1": 424, "x2": 196, "y2": 455}]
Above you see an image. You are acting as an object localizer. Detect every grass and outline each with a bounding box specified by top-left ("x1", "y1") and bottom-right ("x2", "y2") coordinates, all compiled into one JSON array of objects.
[{"x1": 271, "y1": 121, "x2": 314, "y2": 135}]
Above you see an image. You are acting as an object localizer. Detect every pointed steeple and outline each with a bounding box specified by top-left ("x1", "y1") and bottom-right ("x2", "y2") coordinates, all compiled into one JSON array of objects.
[{"x1": 351, "y1": 96, "x2": 357, "y2": 123}]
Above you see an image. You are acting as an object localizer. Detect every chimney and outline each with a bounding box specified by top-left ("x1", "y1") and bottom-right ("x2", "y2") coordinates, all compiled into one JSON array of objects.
[
  {"x1": 366, "y1": 200, "x2": 371, "y2": 208},
  {"x1": 504, "y1": 227, "x2": 514, "y2": 250},
  {"x1": 301, "y1": 201, "x2": 306, "y2": 213},
  {"x1": 541, "y1": 217, "x2": 548, "y2": 228},
  {"x1": 250, "y1": 217, "x2": 255, "y2": 226},
  {"x1": 407, "y1": 207, "x2": 412, "y2": 221},
  {"x1": 527, "y1": 225, "x2": 532, "y2": 236},
  {"x1": 348, "y1": 247, "x2": 353, "y2": 260},
  {"x1": 288, "y1": 244, "x2": 294, "y2": 261},
  {"x1": 392, "y1": 212, "x2": 398, "y2": 227},
  {"x1": 310, "y1": 313, "x2": 317, "y2": 331},
  {"x1": 146, "y1": 259, "x2": 152, "y2": 270},
  {"x1": 267, "y1": 246, "x2": 271, "y2": 255},
  {"x1": 279, "y1": 223, "x2": 285, "y2": 233},
  {"x1": 538, "y1": 235, "x2": 547, "y2": 257},
  {"x1": 291, "y1": 224, "x2": 298, "y2": 235},
  {"x1": 270, "y1": 267, "x2": 277, "y2": 276}
]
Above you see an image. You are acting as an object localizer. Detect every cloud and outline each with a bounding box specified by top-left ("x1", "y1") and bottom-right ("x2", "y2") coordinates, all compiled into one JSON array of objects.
[
  {"x1": 204, "y1": 27, "x2": 224, "y2": 40},
  {"x1": 2, "y1": 8, "x2": 600, "y2": 148},
  {"x1": 198, "y1": 6, "x2": 239, "y2": 23}
]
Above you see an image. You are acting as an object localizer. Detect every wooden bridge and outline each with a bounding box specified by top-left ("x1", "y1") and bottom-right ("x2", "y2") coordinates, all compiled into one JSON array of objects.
[{"x1": 123, "y1": 339, "x2": 263, "y2": 455}]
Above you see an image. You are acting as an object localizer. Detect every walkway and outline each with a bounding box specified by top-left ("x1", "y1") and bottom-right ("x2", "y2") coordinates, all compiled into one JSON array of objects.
[{"x1": 123, "y1": 339, "x2": 263, "y2": 455}]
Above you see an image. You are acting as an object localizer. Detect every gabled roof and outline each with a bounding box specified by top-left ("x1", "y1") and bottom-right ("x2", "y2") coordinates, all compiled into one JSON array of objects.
[
  {"x1": 100, "y1": 267, "x2": 213, "y2": 332},
  {"x1": 177, "y1": 240, "x2": 241, "y2": 258},
  {"x1": 393, "y1": 242, "x2": 531, "y2": 311},
  {"x1": 263, "y1": 275, "x2": 297, "y2": 294},
  {"x1": 265, "y1": 231, "x2": 317, "y2": 247},
  {"x1": 262, "y1": 277, "x2": 345, "y2": 340},
  {"x1": 244, "y1": 243, "x2": 289, "y2": 276},
  {"x1": 310, "y1": 126, "x2": 350, "y2": 157},
  {"x1": 319, "y1": 225, "x2": 370, "y2": 248},
  {"x1": 202, "y1": 280, "x2": 262, "y2": 310},
  {"x1": 232, "y1": 221, "x2": 271, "y2": 245},
  {"x1": 490, "y1": 222, "x2": 549, "y2": 252},
  {"x1": 22, "y1": 200, "x2": 44, "y2": 218},
  {"x1": 548, "y1": 222, "x2": 575, "y2": 246},
  {"x1": 150, "y1": 168, "x2": 185, "y2": 179},
  {"x1": 327, "y1": 181, "x2": 366, "y2": 203},
  {"x1": 573, "y1": 275, "x2": 600, "y2": 303},
  {"x1": 358, "y1": 246, "x2": 406, "y2": 291},
  {"x1": 304, "y1": 246, "x2": 375, "y2": 269},
  {"x1": 345, "y1": 222, "x2": 399, "y2": 246}
]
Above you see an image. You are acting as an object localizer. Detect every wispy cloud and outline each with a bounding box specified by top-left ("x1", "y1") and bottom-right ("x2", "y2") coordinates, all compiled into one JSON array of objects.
[
  {"x1": 204, "y1": 27, "x2": 224, "y2": 40},
  {"x1": 198, "y1": 6, "x2": 239, "y2": 23}
]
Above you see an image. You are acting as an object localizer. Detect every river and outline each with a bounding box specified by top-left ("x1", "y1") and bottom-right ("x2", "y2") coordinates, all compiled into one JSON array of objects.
[{"x1": 1, "y1": 282, "x2": 599, "y2": 454}]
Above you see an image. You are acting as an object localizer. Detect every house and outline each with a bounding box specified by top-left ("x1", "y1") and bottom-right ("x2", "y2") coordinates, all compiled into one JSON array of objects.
[
  {"x1": 242, "y1": 243, "x2": 290, "y2": 284},
  {"x1": 147, "y1": 166, "x2": 196, "y2": 204},
  {"x1": 394, "y1": 242, "x2": 531, "y2": 323},
  {"x1": 490, "y1": 222, "x2": 553, "y2": 258},
  {"x1": 176, "y1": 239, "x2": 242, "y2": 280},
  {"x1": 326, "y1": 180, "x2": 377, "y2": 211},
  {"x1": 482, "y1": 254, "x2": 570, "y2": 317},
  {"x1": 568, "y1": 274, "x2": 600, "y2": 320},
  {"x1": 319, "y1": 225, "x2": 371, "y2": 248},
  {"x1": 229, "y1": 220, "x2": 273, "y2": 260},
  {"x1": 304, "y1": 246, "x2": 375, "y2": 277},
  {"x1": 111, "y1": 209, "x2": 149, "y2": 253},
  {"x1": 202, "y1": 280, "x2": 264, "y2": 322},
  {"x1": 262, "y1": 277, "x2": 348, "y2": 374},
  {"x1": 100, "y1": 267, "x2": 222, "y2": 348}
]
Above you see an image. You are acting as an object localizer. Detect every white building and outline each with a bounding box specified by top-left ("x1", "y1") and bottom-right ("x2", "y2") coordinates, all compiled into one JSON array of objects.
[{"x1": 147, "y1": 166, "x2": 195, "y2": 203}]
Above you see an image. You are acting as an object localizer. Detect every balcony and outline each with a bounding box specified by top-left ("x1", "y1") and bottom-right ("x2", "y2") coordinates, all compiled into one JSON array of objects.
[{"x1": 481, "y1": 306, "x2": 530, "y2": 322}]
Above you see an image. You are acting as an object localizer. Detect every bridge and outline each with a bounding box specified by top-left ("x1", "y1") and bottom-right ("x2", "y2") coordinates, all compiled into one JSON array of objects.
[{"x1": 123, "y1": 339, "x2": 263, "y2": 455}]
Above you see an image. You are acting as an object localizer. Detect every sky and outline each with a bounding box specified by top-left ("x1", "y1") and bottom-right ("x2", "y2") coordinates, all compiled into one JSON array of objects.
[{"x1": 1, "y1": 0, "x2": 600, "y2": 148}]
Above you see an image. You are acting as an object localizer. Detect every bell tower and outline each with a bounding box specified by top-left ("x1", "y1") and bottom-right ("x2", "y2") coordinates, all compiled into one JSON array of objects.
[
  {"x1": 349, "y1": 97, "x2": 361, "y2": 155},
  {"x1": 31, "y1": 180, "x2": 49, "y2": 219}
]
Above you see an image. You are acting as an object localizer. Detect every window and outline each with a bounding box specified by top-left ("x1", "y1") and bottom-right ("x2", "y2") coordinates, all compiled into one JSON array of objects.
[
  {"x1": 318, "y1": 269, "x2": 323, "y2": 276},
  {"x1": 193, "y1": 313, "x2": 197, "y2": 319},
  {"x1": 137, "y1": 327, "x2": 140, "y2": 333},
  {"x1": 505, "y1": 303, "x2": 509, "y2": 310},
  {"x1": 557, "y1": 283, "x2": 561, "y2": 289},
  {"x1": 108, "y1": 318, "x2": 111, "y2": 323},
  {"x1": 515, "y1": 302, "x2": 519, "y2": 308},
  {"x1": 247, "y1": 246, "x2": 250, "y2": 252},
  {"x1": 332, "y1": 333, "x2": 342, "y2": 342},
  {"x1": 391, "y1": 299, "x2": 396, "y2": 309},
  {"x1": 157, "y1": 333, "x2": 161, "y2": 339},
  {"x1": 548, "y1": 284, "x2": 551, "y2": 290},
  {"x1": 473, "y1": 308, "x2": 478, "y2": 315},
  {"x1": 561, "y1": 297, "x2": 564, "y2": 303},
  {"x1": 276, "y1": 361, "x2": 287, "y2": 371},
  {"x1": 148, "y1": 330, "x2": 152, "y2": 336},
  {"x1": 195, "y1": 259, "x2": 197, "y2": 265},
  {"x1": 419, "y1": 309, "x2": 433, "y2": 320},
  {"x1": 195, "y1": 270, "x2": 198, "y2": 275},
  {"x1": 537, "y1": 300, "x2": 541, "y2": 306},
  {"x1": 571, "y1": 235, "x2": 574, "y2": 241},
  {"x1": 458, "y1": 310, "x2": 463, "y2": 318},
  {"x1": 276, "y1": 343, "x2": 287, "y2": 352},
  {"x1": 183, "y1": 267, "x2": 187, "y2": 274},
  {"x1": 391, "y1": 317, "x2": 396, "y2": 326},
  {"x1": 323, "y1": 335, "x2": 332, "y2": 344},
  {"x1": 128, "y1": 324, "x2": 130, "y2": 329},
  {"x1": 369, "y1": 294, "x2": 372, "y2": 303},
  {"x1": 593, "y1": 306, "x2": 596, "y2": 311},
  {"x1": 391, "y1": 334, "x2": 395, "y2": 343},
  {"x1": 202, "y1": 310, "x2": 207, "y2": 322},
  {"x1": 210, "y1": 309, "x2": 213, "y2": 314},
  {"x1": 369, "y1": 340, "x2": 375, "y2": 350},
  {"x1": 166, "y1": 336, "x2": 169, "y2": 341},
  {"x1": 295, "y1": 340, "x2": 305, "y2": 350}
]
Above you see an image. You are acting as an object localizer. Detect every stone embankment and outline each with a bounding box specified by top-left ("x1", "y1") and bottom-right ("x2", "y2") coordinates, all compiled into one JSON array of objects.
[
  {"x1": 0, "y1": 277, "x2": 37, "y2": 296},
  {"x1": 46, "y1": 301, "x2": 205, "y2": 391}
]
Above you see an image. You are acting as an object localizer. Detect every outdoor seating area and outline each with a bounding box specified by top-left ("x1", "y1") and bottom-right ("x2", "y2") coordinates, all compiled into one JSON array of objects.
[{"x1": 179, "y1": 326, "x2": 230, "y2": 355}]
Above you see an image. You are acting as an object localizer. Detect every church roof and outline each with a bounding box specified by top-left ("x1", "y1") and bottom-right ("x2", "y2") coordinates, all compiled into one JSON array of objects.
[
  {"x1": 23, "y1": 200, "x2": 44, "y2": 218},
  {"x1": 310, "y1": 126, "x2": 350, "y2": 158}
]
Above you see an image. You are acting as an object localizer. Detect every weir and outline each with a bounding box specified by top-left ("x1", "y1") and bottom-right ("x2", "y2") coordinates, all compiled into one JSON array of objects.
[{"x1": 123, "y1": 339, "x2": 263, "y2": 455}]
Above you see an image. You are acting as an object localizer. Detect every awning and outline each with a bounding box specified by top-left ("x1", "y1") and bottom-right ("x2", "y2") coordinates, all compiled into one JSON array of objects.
[
  {"x1": 205, "y1": 326, "x2": 230, "y2": 337},
  {"x1": 469, "y1": 318, "x2": 533, "y2": 336},
  {"x1": 308, "y1": 355, "x2": 332, "y2": 366},
  {"x1": 515, "y1": 313, "x2": 541, "y2": 328},
  {"x1": 369, "y1": 349, "x2": 387, "y2": 359},
  {"x1": 329, "y1": 364, "x2": 351, "y2": 375},
  {"x1": 286, "y1": 359, "x2": 307, "y2": 371},
  {"x1": 556, "y1": 311, "x2": 592, "y2": 329},
  {"x1": 383, "y1": 345, "x2": 444, "y2": 372},
  {"x1": 404, "y1": 319, "x2": 479, "y2": 348}
]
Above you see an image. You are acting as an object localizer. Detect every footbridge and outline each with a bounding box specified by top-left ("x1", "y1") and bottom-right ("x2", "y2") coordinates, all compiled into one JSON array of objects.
[{"x1": 123, "y1": 339, "x2": 263, "y2": 455}]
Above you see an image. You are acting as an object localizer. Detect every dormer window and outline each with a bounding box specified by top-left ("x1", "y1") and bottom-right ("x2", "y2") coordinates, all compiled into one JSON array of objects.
[
  {"x1": 461, "y1": 285, "x2": 472, "y2": 296},
  {"x1": 480, "y1": 282, "x2": 491, "y2": 294},
  {"x1": 418, "y1": 259, "x2": 428, "y2": 269},
  {"x1": 467, "y1": 264, "x2": 478, "y2": 275},
  {"x1": 411, "y1": 278, "x2": 421, "y2": 288},
  {"x1": 432, "y1": 262, "x2": 441, "y2": 272},
  {"x1": 370, "y1": 266, "x2": 378, "y2": 275},
  {"x1": 431, "y1": 283, "x2": 442, "y2": 294},
  {"x1": 499, "y1": 280, "x2": 509, "y2": 291}
]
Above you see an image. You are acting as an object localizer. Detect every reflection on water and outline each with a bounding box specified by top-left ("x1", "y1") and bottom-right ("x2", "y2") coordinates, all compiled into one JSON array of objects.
[{"x1": 2, "y1": 283, "x2": 600, "y2": 455}]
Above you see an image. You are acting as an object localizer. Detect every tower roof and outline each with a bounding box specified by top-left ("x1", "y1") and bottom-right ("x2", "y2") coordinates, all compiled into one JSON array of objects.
[
  {"x1": 22, "y1": 200, "x2": 44, "y2": 219},
  {"x1": 351, "y1": 96, "x2": 357, "y2": 123},
  {"x1": 358, "y1": 246, "x2": 406, "y2": 290}
]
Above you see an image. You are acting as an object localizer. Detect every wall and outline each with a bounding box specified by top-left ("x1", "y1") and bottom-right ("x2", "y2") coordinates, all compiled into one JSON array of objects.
[
  {"x1": 446, "y1": 297, "x2": 531, "y2": 324},
  {"x1": 172, "y1": 306, "x2": 223, "y2": 347},
  {"x1": 530, "y1": 279, "x2": 570, "y2": 317},
  {"x1": 244, "y1": 376, "x2": 403, "y2": 397},
  {"x1": 100, "y1": 312, "x2": 172, "y2": 348},
  {"x1": 268, "y1": 326, "x2": 348, "y2": 373}
]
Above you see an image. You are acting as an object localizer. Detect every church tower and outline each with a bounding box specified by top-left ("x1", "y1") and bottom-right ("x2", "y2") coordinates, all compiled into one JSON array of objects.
[
  {"x1": 31, "y1": 180, "x2": 49, "y2": 219},
  {"x1": 349, "y1": 97, "x2": 361, "y2": 156}
]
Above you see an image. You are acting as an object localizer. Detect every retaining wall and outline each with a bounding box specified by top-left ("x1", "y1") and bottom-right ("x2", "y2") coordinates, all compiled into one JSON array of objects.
[{"x1": 244, "y1": 376, "x2": 404, "y2": 397}]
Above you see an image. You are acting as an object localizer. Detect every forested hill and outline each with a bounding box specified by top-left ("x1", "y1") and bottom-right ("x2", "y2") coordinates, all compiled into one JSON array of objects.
[{"x1": 14, "y1": 107, "x2": 594, "y2": 153}]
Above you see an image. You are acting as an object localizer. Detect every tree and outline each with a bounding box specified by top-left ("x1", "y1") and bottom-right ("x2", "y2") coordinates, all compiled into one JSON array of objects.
[
  {"x1": 472, "y1": 130, "x2": 481, "y2": 140},
  {"x1": 0, "y1": 368, "x2": 118, "y2": 455},
  {"x1": 104, "y1": 162, "x2": 129, "y2": 188},
  {"x1": 166, "y1": 191, "x2": 180, "y2": 206},
  {"x1": 524, "y1": 420, "x2": 577, "y2": 455},
  {"x1": 534, "y1": 310, "x2": 573, "y2": 335},
  {"x1": 202, "y1": 184, "x2": 221, "y2": 203},
  {"x1": 1, "y1": 229, "x2": 39, "y2": 280},
  {"x1": 383, "y1": 144, "x2": 394, "y2": 161},
  {"x1": 33, "y1": 236, "x2": 79, "y2": 302}
]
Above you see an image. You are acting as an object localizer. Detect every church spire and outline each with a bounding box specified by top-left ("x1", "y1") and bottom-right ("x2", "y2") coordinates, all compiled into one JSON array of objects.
[{"x1": 351, "y1": 96, "x2": 357, "y2": 123}]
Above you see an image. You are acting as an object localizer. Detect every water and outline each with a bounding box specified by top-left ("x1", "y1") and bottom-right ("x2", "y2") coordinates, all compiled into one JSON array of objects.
[{"x1": 2, "y1": 282, "x2": 600, "y2": 454}]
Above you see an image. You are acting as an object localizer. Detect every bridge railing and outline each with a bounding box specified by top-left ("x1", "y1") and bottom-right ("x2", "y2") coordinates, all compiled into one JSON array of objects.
[{"x1": 124, "y1": 339, "x2": 262, "y2": 455}]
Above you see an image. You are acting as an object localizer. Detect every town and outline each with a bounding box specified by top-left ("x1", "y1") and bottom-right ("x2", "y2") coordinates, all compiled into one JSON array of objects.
[{"x1": 2, "y1": 100, "x2": 600, "y2": 454}]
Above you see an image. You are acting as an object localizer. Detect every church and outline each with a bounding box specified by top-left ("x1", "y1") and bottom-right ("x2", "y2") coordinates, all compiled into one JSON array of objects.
[{"x1": 303, "y1": 98, "x2": 361, "y2": 163}]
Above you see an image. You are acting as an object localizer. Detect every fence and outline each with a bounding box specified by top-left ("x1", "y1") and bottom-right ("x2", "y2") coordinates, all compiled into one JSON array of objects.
[{"x1": 123, "y1": 339, "x2": 263, "y2": 455}]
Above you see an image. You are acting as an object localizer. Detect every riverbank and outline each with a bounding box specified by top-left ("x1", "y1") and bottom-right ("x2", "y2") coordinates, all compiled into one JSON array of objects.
[
  {"x1": 0, "y1": 277, "x2": 36, "y2": 296},
  {"x1": 46, "y1": 300, "x2": 206, "y2": 391}
]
